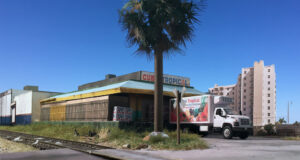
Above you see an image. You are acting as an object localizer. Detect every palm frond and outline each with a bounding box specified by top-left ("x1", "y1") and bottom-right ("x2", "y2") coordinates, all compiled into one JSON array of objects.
[{"x1": 119, "y1": 0, "x2": 204, "y2": 58}]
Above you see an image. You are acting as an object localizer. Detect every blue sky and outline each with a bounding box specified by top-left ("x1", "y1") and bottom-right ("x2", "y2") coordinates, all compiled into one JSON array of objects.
[{"x1": 0, "y1": 0, "x2": 299, "y2": 123}]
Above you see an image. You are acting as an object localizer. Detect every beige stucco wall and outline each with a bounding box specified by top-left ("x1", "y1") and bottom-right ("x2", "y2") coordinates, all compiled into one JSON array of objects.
[
  {"x1": 32, "y1": 92, "x2": 60, "y2": 122},
  {"x1": 241, "y1": 67, "x2": 254, "y2": 119},
  {"x1": 209, "y1": 84, "x2": 236, "y2": 110},
  {"x1": 253, "y1": 60, "x2": 264, "y2": 126},
  {"x1": 261, "y1": 65, "x2": 276, "y2": 125},
  {"x1": 209, "y1": 60, "x2": 276, "y2": 126}
]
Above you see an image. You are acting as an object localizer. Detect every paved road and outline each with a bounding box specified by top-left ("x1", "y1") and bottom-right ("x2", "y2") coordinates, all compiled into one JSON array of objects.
[
  {"x1": 0, "y1": 148, "x2": 168, "y2": 160},
  {"x1": 0, "y1": 149, "x2": 107, "y2": 160},
  {"x1": 1, "y1": 136, "x2": 299, "y2": 160},
  {"x1": 138, "y1": 135, "x2": 300, "y2": 160}
]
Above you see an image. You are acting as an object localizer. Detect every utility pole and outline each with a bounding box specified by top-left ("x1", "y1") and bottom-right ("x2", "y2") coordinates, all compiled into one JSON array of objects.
[
  {"x1": 176, "y1": 90, "x2": 181, "y2": 145},
  {"x1": 173, "y1": 87, "x2": 185, "y2": 145},
  {"x1": 288, "y1": 101, "x2": 292, "y2": 124}
]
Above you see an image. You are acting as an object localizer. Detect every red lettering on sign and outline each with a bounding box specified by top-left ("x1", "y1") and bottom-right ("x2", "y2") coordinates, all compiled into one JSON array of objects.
[
  {"x1": 142, "y1": 74, "x2": 147, "y2": 80},
  {"x1": 142, "y1": 74, "x2": 155, "y2": 82},
  {"x1": 142, "y1": 72, "x2": 189, "y2": 86},
  {"x1": 147, "y1": 75, "x2": 151, "y2": 81},
  {"x1": 188, "y1": 99, "x2": 200, "y2": 103}
]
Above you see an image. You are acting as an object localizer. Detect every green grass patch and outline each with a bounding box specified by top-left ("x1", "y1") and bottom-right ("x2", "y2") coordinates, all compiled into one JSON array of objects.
[
  {"x1": 95, "y1": 127, "x2": 208, "y2": 150},
  {"x1": 0, "y1": 123, "x2": 97, "y2": 141},
  {"x1": 0, "y1": 123, "x2": 208, "y2": 150},
  {"x1": 282, "y1": 136, "x2": 300, "y2": 141}
]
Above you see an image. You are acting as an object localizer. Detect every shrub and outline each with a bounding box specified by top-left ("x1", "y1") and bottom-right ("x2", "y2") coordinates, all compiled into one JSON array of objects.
[
  {"x1": 264, "y1": 124, "x2": 276, "y2": 135},
  {"x1": 256, "y1": 129, "x2": 267, "y2": 136},
  {"x1": 149, "y1": 135, "x2": 167, "y2": 143},
  {"x1": 283, "y1": 136, "x2": 300, "y2": 140}
]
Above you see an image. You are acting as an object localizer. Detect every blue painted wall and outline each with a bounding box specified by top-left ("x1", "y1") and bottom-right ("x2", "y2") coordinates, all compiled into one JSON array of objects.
[
  {"x1": 0, "y1": 115, "x2": 31, "y2": 125},
  {"x1": 0, "y1": 116, "x2": 11, "y2": 125},
  {"x1": 15, "y1": 115, "x2": 31, "y2": 125}
]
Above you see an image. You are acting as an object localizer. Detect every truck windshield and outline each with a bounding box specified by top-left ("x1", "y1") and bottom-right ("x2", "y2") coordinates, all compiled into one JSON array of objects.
[{"x1": 224, "y1": 108, "x2": 238, "y2": 115}]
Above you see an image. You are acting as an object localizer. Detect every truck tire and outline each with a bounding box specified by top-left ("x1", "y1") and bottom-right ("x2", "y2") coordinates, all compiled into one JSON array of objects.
[
  {"x1": 239, "y1": 132, "x2": 249, "y2": 139},
  {"x1": 222, "y1": 126, "x2": 233, "y2": 139}
]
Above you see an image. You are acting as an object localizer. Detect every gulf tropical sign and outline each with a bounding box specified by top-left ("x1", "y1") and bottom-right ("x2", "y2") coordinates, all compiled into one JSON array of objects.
[
  {"x1": 170, "y1": 96, "x2": 209, "y2": 123},
  {"x1": 141, "y1": 71, "x2": 190, "y2": 86}
]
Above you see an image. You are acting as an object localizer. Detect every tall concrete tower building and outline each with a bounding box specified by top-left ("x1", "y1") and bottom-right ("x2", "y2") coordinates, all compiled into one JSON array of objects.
[{"x1": 209, "y1": 60, "x2": 276, "y2": 127}]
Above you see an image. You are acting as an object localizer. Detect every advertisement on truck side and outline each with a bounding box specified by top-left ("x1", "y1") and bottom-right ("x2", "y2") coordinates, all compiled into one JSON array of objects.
[{"x1": 170, "y1": 95, "x2": 209, "y2": 123}]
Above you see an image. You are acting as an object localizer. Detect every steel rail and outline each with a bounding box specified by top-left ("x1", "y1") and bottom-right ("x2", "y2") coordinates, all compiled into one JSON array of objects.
[{"x1": 0, "y1": 130, "x2": 123, "y2": 160}]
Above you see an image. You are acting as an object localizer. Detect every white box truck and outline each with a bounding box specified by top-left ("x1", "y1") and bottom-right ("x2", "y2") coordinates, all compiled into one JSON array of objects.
[{"x1": 170, "y1": 95, "x2": 252, "y2": 139}]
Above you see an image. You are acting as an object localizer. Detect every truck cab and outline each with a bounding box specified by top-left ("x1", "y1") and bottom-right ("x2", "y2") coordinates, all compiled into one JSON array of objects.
[{"x1": 213, "y1": 107, "x2": 252, "y2": 139}]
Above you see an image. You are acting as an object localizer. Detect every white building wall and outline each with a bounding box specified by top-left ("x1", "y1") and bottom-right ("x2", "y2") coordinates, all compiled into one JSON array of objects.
[
  {"x1": 1, "y1": 88, "x2": 59, "y2": 124},
  {"x1": 0, "y1": 89, "x2": 27, "y2": 124},
  {"x1": 14, "y1": 91, "x2": 32, "y2": 115},
  {"x1": 0, "y1": 93, "x2": 11, "y2": 117},
  {"x1": 12, "y1": 90, "x2": 28, "y2": 100}
]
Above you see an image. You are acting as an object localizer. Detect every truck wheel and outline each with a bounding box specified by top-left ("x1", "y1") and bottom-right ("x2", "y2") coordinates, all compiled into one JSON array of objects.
[
  {"x1": 239, "y1": 132, "x2": 249, "y2": 139},
  {"x1": 222, "y1": 126, "x2": 233, "y2": 139}
]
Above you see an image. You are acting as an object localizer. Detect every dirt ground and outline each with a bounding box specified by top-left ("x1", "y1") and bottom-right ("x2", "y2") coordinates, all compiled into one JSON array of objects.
[{"x1": 0, "y1": 137, "x2": 37, "y2": 154}]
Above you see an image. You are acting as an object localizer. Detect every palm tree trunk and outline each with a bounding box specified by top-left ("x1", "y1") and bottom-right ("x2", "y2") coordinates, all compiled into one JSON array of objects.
[{"x1": 154, "y1": 50, "x2": 163, "y2": 132}]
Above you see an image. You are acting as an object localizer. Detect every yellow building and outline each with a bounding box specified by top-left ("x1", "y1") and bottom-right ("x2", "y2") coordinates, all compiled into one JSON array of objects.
[{"x1": 41, "y1": 77, "x2": 203, "y2": 123}]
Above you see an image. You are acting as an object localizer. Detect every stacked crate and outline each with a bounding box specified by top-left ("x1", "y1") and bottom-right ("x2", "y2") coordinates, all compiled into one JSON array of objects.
[
  {"x1": 41, "y1": 96, "x2": 111, "y2": 122},
  {"x1": 112, "y1": 106, "x2": 132, "y2": 122},
  {"x1": 65, "y1": 100, "x2": 109, "y2": 121},
  {"x1": 49, "y1": 105, "x2": 66, "y2": 121}
]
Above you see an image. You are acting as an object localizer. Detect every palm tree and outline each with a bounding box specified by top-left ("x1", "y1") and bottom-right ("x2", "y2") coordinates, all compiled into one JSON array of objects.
[
  {"x1": 119, "y1": 0, "x2": 202, "y2": 132},
  {"x1": 278, "y1": 118, "x2": 287, "y2": 124}
]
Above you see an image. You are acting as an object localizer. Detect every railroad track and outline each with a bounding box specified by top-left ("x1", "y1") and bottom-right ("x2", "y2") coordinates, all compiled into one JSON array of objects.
[{"x1": 0, "y1": 130, "x2": 122, "y2": 160}]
